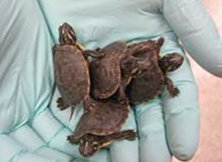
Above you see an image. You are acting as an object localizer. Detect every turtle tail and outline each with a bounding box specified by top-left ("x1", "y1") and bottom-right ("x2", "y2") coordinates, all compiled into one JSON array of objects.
[{"x1": 69, "y1": 106, "x2": 75, "y2": 121}]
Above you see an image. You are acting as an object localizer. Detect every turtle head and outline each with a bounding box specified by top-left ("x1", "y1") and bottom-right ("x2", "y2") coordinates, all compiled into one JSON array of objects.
[
  {"x1": 79, "y1": 135, "x2": 101, "y2": 158},
  {"x1": 59, "y1": 23, "x2": 77, "y2": 45},
  {"x1": 159, "y1": 53, "x2": 184, "y2": 72}
]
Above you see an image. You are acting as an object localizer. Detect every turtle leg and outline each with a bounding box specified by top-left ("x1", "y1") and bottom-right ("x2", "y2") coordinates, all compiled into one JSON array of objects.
[
  {"x1": 83, "y1": 95, "x2": 94, "y2": 112},
  {"x1": 108, "y1": 130, "x2": 137, "y2": 141},
  {"x1": 159, "y1": 54, "x2": 183, "y2": 97},
  {"x1": 69, "y1": 106, "x2": 75, "y2": 120},
  {"x1": 67, "y1": 134, "x2": 80, "y2": 144},
  {"x1": 117, "y1": 79, "x2": 129, "y2": 104},
  {"x1": 57, "y1": 97, "x2": 69, "y2": 110},
  {"x1": 57, "y1": 97, "x2": 75, "y2": 120},
  {"x1": 164, "y1": 76, "x2": 180, "y2": 97},
  {"x1": 82, "y1": 50, "x2": 104, "y2": 58},
  {"x1": 96, "y1": 130, "x2": 137, "y2": 148}
]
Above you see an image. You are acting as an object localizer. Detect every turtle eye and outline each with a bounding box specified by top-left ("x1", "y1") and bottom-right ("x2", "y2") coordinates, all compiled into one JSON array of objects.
[{"x1": 92, "y1": 142, "x2": 99, "y2": 151}]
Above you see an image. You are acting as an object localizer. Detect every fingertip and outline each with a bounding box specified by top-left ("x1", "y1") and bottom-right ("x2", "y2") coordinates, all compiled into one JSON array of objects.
[
  {"x1": 172, "y1": 145, "x2": 196, "y2": 161},
  {"x1": 161, "y1": 58, "x2": 200, "y2": 161},
  {"x1": 165, "y1": 107, "x2": 199, "y2": 162},
  {"x1": 135, "y1": 101, "x2": 172, "y2": 162}
]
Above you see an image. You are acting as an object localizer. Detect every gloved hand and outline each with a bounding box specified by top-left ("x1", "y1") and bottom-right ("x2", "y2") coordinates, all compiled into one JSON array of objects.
[{"x1": 0, "y1": 1, "x2": 221, "y2": 162}]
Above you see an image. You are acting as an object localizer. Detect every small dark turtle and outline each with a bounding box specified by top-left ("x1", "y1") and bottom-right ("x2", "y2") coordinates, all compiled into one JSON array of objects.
[
  {"x1": 125, "y1": 38, "x2": 184, "y2": 104},
  {"x1": 54, "y1": 23, "x2": 103, "y2": 119},
  {"x1": 67, "y1": 100, "x2": 136, "y2": 157},
  {"x1": 89, "y1": 41, "x2": 130, "y2": 103}
]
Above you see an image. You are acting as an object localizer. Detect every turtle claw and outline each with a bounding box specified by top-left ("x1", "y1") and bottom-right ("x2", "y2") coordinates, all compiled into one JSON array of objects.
[
  {"x1": 67, "y1": 135, "x2": 72, "y2": 141},
  {"x1": 83, "y1": 97, "x2": 95, "y2": 112},
  {"x1": 170, "y1": 87, "x2": 180, "y2": 97},
  {"x1": 57, "y1": 97, "x2": 62, "y2": 103},
  {"x1": 67, "y1": 135, "x2": 79, "y2": 144},
  {"x1": 57, "y1": 97, "x2": 69, "y2": 110},
  {"x1": 124, "y1": 131, "x2": 137, "y2": 141},
  {"x1": 164, "y1": 77, "x2": 180, "y2": 98}
]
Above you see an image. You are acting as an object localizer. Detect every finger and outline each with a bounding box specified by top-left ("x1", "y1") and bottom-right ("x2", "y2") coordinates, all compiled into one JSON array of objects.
[
  {"x1": 72, "y1": 159, "x2": 88, "y2": 162},
  {"x1": 72, "y1": 158, "x2": 110, "y2": 162},
  {"x1": 86, "y1": 149, "x2": 111, "y2": 162},
  {"x1": 72, "y1": 159, "x2": 89, "y2": 162},
  {"x1": 134, "y1": 99, "x2": 172, "y2": 162},
  {"x1": 0, "y1": 134, "x2": 55, "y2": 162},
  {"x1": 163, "y1": 0, "x2": 222, "y2": 77},
  {"x1": 71, "y1": 150, "x2": 111, "y2": 162},
  {"x1": 10, "y1": 125, "x2": 72, "y2": 161},
  {"x1": 110, "y1": 109, "x2": 139, "y2": 162},
  {"x1": 161, "y1": 53, "x2": 199, "y2": 160},
  {"x1": 15, "y1": 153, "x2": 56, "y2": 162},
  {"x1": 36, "y1": 146, "x2": 73, "y2": 162}
]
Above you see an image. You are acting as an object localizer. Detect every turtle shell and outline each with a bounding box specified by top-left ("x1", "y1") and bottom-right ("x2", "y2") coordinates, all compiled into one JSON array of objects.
[
  {"x1": 73, "y1": 100, "x2": 130, "y2": 140},
  {"x1": 127, "y1": 38, "x2": 164, "y2": 58},
  {"x1": 126, "y1": 49, "x2": 164, "y2": 104},
  {"x1": 90, "y1": 41, "x2": 127, "y2": 99},
  {"x1": 54, "y1": 45, "x2": 90, "y2": 107}
]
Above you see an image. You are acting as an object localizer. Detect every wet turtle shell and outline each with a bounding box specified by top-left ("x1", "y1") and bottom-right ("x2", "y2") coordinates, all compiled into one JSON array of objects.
[
  {"x1": 89, "y1": 41, "x2": 128, "y2": 100},
  {"x1": 73, "y1": 99, "x2": 130, "y2": 140},
  {"x1": 54, "y1": 23, "x2": 90, "y2": 112}
]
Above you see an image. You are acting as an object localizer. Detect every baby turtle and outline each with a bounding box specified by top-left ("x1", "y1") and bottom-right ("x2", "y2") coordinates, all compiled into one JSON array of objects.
[
  {"x1": 54, "y1": 23, "x2": 103, "y2": 119},
  {"x1": 89, "y1": 41, "x2": 129, "y2": 103},
  {"x1": 125, "y1": 38, "x2": 184, "y2": 104},
  {"x1": 67, "y1": 99, "x2": 136, "y2": 157}
]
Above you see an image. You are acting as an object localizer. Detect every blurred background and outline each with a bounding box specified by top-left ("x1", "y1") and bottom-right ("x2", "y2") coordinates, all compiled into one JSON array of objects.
[{"x1": 173, "y1": 0, "x2": 222, "y2": 161}]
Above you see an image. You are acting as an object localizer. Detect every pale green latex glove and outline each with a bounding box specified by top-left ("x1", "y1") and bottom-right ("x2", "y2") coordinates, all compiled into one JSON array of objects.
[{"x1": 0, "y1": 0, "x2": 222, "y2": 162}]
